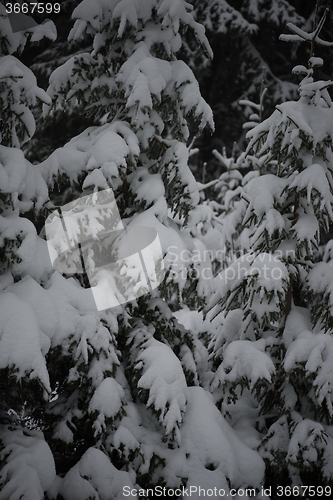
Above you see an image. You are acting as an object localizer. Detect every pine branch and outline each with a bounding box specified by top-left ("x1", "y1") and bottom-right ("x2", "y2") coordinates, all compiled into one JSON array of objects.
[{"x1": 280, "y1": 8, "x2": 333, "y2": 52}]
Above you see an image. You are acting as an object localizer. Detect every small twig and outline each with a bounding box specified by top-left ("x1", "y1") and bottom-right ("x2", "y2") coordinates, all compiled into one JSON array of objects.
[
  {"x1": 259, "y1": 67, "x2": 267, "y2": 123},
  {"x1": 202, "y1": 162, "x2": 207, "y2": 184},
  {"x1": 197, "y1": 179, "x2": 220, "y2": 192},
  {"x1": 311, "y1": 5, "x2": 328, "y2": 59},
  {"x1": 188, "y1": 134, "x2": 197, "y2": 151},
  {"x1": 313, "y1": 0, "x2": 321, "y2": 31}
]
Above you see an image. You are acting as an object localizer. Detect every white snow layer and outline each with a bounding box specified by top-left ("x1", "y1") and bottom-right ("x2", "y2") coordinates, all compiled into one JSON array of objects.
[
  {"x1": 0, "y1": 56, "x2": 51, "y2": 144},
  {"x1": 217, "y1": 340, "x2": 275, "y2": 388},
  {"x1": 89, "y1": 378, "x2": 125, "y2": 434},
  {"x1": 137, "y1": 337, "x2": 187, "y2": 441},
  {"x1": 176, "y1": 387, "x2": 264, "y2": 494},
  {"x1": 58, "y1": 448, "x2": 133, "y2": 500},
  {"x1": 40, "y1": 122, "x2": 139, "y2": 189},
  {"x1": 0, "y1": 427, "x2": 55, "y2": 500},
  {"x1": 0, "y1": 292, "x2": 50, "y2": 392}
]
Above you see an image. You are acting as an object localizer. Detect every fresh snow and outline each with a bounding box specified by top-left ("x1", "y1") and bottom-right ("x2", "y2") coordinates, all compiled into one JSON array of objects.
[
  {"x1": 0, "y1": 428, "x2": 55, "y2": 500},
  {"x1": 4, "y1": 0, "x2": 333, "y2": 497},
  {"x1": 89, "y1": 378, "x2": 125, "y2": 434},
  {"x1": 217, "y1": 340, "x2": 275, "y2": 388},
  {"x1": 0, "y1": 293, "x2": 50, "y2": 392},
  {"x1": 136, "y1": 337, "x2": 187, "y2": 441},
  {"x1": 177, "y1": 387, "x2": 265, "y2": 494},
  {"x1": 0, "y1": 56, "x2": 51, "y2": 145},
  {"x1": 58, "y1": 448, "x2": 133, "y2": 500},
  {"x1": 40, "y1": 122, "x2": 139, "y2": 189}
]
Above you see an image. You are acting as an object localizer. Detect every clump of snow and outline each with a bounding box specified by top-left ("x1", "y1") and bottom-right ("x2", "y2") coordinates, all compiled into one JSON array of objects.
[
  {"x1": 0, "y1": 292, "x2": 50, "y2": 393},
  {"x1": 170, "y1": 60, "x2": 214, "y2": 131},
  {"x1": 307, "y1": 262, "x2": 333, "y2": 319},
  {"x1": 30, "y1": 20, "x2": 57, "y2": 43},
  {"x1": 0, "y1": 145, "x2": 27, "y2": 194},
  {"x1": 287, "y1": 419, "x2": 329, "y2": 471},
  {"x1": 40, "y1": 122, "x2": 139, "y2": 189},
  {"x1": 0, "y1": 214, "x2": 37, "y2": 265},
  {"x1": 8, "y1": 275, "x2": 57, "y2": 340},
  {"x1": 244, "y1": 175, "x2": 288, "y2": 218},
  {"x1": 13, "y1": 236, "x2": 54, "y2": 284},
  {"x1": 89, "y1": 377, "x2": 125, "y2": 435},
  {"x1": 112, "y1": 424, "x2": 140, "y2": 461},
  {"x1": 176, "y1": 387, "x2": 265, "y2": 492},
  {"x1": 289, "y1": 164, "x2": 333, "y2": 224},
  {"x1": 161, "y1": 140, "x2": 200, "y2": 212},
  {"x1": 0, "y1": 146, "x2": 47, "y2": 214},
  {"x1": 128, "y1": 167, "x2": 165, "y2": 207},
  {"x1": 217, "y1": 340, "x2": 275, "y2": 389},
  {"x1": 127, "y1": 202, "x2": 193, "y2": 293},
  {"x1": 52, "y1": 420, "x2": 74, "y2": 445},
  {"x1": 136, "y1": 337, "x2": 187, "y2": 443},
  {"x1": 284, "y1": 330, "x2": 333, "y2": 416},
  {"x1": 0, "y1": 427, "x2": 55, "y2": 500},
  {"x1": 174, "y1": 308, "x2": 205, "y2": 336},
  {"x1": 229, "y1": 395, "x2": 262, "y2": 450},
  {"x1": 209, "y1": 309, "x2": 244, "y2": 360},
  {"x1": 44, "y1": 272, "x2": 99, "y2": 347},
  {"x1": 211, "y1": 252, "x2": 289, "y2": 331},
  {"x1": 0, "y1": 56, "x2": 51, "y2": 146},
  {"x1": 0, "y1": 3, "x2": 56, "y2": 55},
  {"x1": 59, "y1": 447, "x2": 133, "y2": 500},
  {"x1": 283, "y1": 306, "x2": 312, "y2": 348}
]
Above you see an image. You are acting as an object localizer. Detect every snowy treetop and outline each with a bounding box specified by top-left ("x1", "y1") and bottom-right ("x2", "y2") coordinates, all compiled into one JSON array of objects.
[
  {"x1": 45, "y1": 0, "x2": 214, "y2": 142},
  {"x1": 69, "y1": 0, "x2": 213, "y2": 59}
]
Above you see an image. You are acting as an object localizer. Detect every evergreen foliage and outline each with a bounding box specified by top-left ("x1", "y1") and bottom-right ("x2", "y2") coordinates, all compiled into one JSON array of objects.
[
  {"x1": 209, "y1": 6, "x2": 333, "y2": 490},
  {"x1": 0, "y1": 1, "x2": 266, "y2": 498},
  {"x1": 2, "y1": 1, "x2": 333, "y2": 497},
  {"x1": 20, "y1": 0, "x2": 312, "y2": 175},
  {"x1": 186, "y1": 0, "x2": 307, "y2": 173},
  {"x1": 0, "y1": 6, "x2": 57, "y2": 499}
]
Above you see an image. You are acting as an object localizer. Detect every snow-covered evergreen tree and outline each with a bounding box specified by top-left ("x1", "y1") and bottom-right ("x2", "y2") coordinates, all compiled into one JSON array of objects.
[
  {"x1": 0, "y1": 0, "x2": 266, "y2": 498},
  {"x1": 23, "y1": 0, "x2": 96, "y2": 164},
  {"x1": 186, "y1": 0, "x2": 306, "y2": 169},
  {"x1": 205, "y1": 85, "x2": 269, "y2": 276},
  {"x1": 21, "y1": 0, "x2": 310, "y2": 174},
  {"x1": 209, "y1": 6, "x2": 333, "y2": 490},
  {"x1": 0, "y1": 6, "x2": 58, "y2": 499}
]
